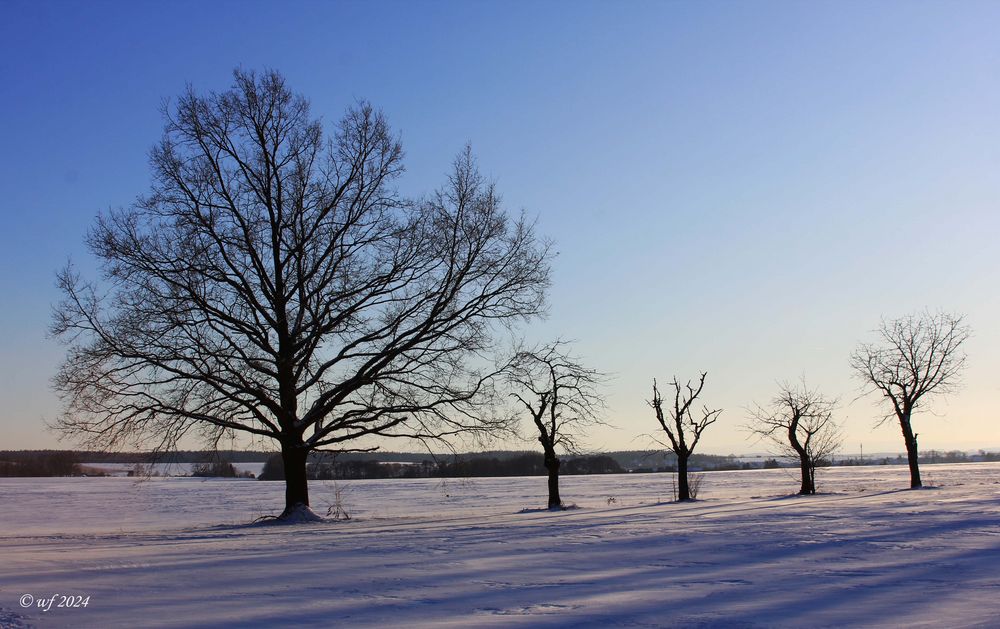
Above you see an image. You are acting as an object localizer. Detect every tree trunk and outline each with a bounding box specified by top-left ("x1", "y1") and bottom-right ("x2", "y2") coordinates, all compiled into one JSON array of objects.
[
  {"x1": 788, "y1": 422, "x2": 813, "y2": 495},
  {"x1": 899, "y1": 414, "x2": 922, "y2": 488},
  {"x1": 677, "y1": 454, "x2": 691, "y2": 501},
  {"x1": 281, "y1": 443, "x2": 310, "y2": 517},
  {"x1": 544, "y1": 453, "x2": 561, "y2": 509},
  {"x1": 798, "y1": 453, "x2": 815, "y2": 495}
]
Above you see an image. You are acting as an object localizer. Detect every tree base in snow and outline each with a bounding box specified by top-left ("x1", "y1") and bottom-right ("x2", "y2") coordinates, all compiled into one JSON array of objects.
[
  {"x1": 250, "y1": 503, "x2": 327, "y2": 526},
  {"x1": 518, "y1": 504, "x2": 580, "y2": 514},
  {"x1": 279, "y1": 503, "x2": 325, "y2": 522}
]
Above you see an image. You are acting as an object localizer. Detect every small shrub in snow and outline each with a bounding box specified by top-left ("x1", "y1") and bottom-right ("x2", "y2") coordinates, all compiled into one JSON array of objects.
[{"x1": 325, "y1": 483, "x2": 351, "y2": 521}]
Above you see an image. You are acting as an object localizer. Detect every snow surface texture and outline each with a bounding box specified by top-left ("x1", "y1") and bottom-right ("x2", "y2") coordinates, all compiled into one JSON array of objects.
[{"x1": 2, "y1": 463, "x2": 999, "y2": 628}]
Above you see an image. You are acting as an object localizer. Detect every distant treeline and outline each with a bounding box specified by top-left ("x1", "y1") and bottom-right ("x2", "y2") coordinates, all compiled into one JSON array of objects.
[
  {"x1": 0, "y1": 450, "x2": 259, "y2": 477},
  {"x1": 835, "y1": 450, "x2": 1000, "y2": 466},
  {"x1": 258, "y1": 452, "x2": 625, "y2": 480},
  {"x1": 256, "y1": 451, "x2": 823, "y2": 480},
  {"x1": 0, "y1": 451, "x2": 82, "y2": 477},
  {"x1": 2, "y1": 448, "x2": 999, "y2": 477},
  {"x1": 0, "y1": 448, "x2": 741, "y2": 471}
]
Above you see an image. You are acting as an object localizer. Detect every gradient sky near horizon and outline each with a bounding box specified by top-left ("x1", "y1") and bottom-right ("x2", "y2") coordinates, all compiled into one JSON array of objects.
[{"x1": 1, "y1": 0, "x2": 998, "y2": 455}]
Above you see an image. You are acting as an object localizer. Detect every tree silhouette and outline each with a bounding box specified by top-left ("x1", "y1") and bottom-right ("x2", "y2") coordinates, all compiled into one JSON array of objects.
[
  {"x1": 507, "y1": 341, "x2": 606, "y2": 509},
  {"x1": 51, "y1": 69, "x2": 551, "y2": 518},
  {"x1": 747, "y1": 380, "x2": 841, "y2": 495},
  {"x1": 850, "y1": 311, "x2": 970, "y2": 488},
  {"x1": 649, "y1": 372, "x2": 721, "y2": 501}
]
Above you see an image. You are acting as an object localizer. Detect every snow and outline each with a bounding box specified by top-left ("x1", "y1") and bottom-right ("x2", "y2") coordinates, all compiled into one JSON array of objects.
[{"x1": 2, "y1": 463, "x2": 1000, "y2": 627}]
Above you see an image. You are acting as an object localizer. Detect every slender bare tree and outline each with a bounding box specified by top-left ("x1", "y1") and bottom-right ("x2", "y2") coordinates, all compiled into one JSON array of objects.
[
  {"x1": 507, "y1": 341, "x2": 606, "y2": 509},
  {"x1": 51, "y1": 69, "x2": 551, "y2": 518},
  {"x1": 850, "y1": 311, "x2": 970, "y2": 489},
  {"x1": 747, "y1": 381, "x2": 841, "y2": 495},
  {"x1": 648, "y1": 372, "x2": 721, "y2": 501}
]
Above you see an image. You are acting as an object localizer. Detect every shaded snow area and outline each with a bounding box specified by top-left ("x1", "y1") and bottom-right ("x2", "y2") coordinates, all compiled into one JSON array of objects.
[{"x1": 2, "y1": 464, "x2": 1000, "y2": 628}]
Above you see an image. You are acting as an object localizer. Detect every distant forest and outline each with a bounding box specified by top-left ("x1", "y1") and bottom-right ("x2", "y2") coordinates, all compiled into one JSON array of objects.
[{"x1": 2, "y1": 448, "x2": 999, "y2": 478}]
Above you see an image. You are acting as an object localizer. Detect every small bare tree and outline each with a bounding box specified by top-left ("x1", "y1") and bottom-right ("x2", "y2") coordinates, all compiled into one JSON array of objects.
[
  {"x1": 507, "y1": 341, "x2": 605, "y2": 509},
  {"x1": 850, "y1": 311, "x2": 970, "y2": 489},
  {"x1": 747, "y1": 381, "x2": 841, "y2": 495},
  {"x1": 649, "y1": 372, "x2": 721, "y2": 501}
]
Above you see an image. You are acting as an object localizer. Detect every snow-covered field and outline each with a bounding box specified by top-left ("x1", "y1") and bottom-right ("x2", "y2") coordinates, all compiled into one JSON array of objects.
[{"x1": 2, "y1": 463, "x2": 999, "y2": 628}]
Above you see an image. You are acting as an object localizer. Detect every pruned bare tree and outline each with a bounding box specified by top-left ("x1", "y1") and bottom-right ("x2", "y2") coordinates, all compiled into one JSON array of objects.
[
  {"x1": 648, "y1": 372, "x2": 721, "y2": 501},
  {"x1": 747, "y1": 380, "x2": 841, "y2": 495},
  {"x1": 51, "y1": 69, "x2": 551, "y2": 519},
  {"x1": 850, "y1": 311, "x2": 970, "y2": 489},
  {"x1": 507, "y1": 341, "x2": 606, "y2": 509}
]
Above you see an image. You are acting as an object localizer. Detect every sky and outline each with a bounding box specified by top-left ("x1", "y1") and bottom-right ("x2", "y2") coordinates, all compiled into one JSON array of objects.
[{"x1": 1, "y1": 0, "x2": 998, "y2": 455}]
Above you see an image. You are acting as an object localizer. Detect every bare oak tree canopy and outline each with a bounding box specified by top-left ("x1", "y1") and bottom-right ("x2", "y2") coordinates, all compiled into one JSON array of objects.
[
  {"x1": 747, "y1": 381, "x2": 841, "y2": 495},
  {"x1": 507, "y1": 341, "x2": 605, "y2": 509},
  {"x1": 51, "y1": 69, "x2": 551, "y2": 518},
  {"x1": 649, "y1": 373, "x2": 721, "y2": 501},
  {"x1": 850, "y1": 311, "x2": 970, "y2": 489}
]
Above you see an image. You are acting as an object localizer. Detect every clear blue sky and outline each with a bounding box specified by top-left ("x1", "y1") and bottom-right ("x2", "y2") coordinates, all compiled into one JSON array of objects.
[{"x1": 2, "y1": 0, "x2": 998, "y2": 454}]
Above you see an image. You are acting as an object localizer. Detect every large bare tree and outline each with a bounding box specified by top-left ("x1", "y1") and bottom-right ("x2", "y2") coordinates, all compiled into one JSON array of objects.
[
  {"x1": 649, "y1": 372, "x2": 721, "y2": 501},
  {"x1": 850, "y1": 311, "x2": 970, "y2": 489},
  {"x1": 747, "y1": 381, "x2": 841, "y2": 495},
  {"x1": 507, "y1": 341, "x2": 605, "y2": 509},
  {"x1": 51, "y1": 69, "x2": 551, "y2": 518}
]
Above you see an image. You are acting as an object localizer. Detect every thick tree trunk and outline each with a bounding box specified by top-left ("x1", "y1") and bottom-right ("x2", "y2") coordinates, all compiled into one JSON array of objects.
[
  {"x1": 281, "y1": 443, "x2": 310, "y2": 517},
  {"x1": 677, "y1": 454, "x2": 691, "y2": 501},
  {"x1": 798, "y1": 454, "x2": 815, "y2": 495},
  {"x1": 544, "y1": 453, "x2": 561, "y2": 509},
  {"x1": 900, "y1": 414, "x2": 922, "y2": 488}
]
